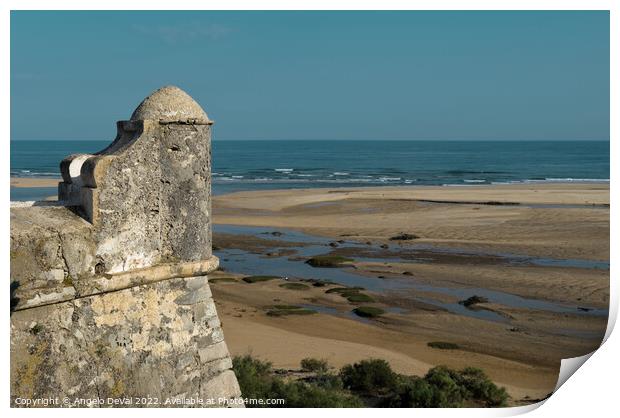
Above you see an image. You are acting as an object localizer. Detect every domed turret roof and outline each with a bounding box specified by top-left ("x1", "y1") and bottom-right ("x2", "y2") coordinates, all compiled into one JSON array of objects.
[{"x1": 130, "y1": 85, "x2": 210, "y2": 123}]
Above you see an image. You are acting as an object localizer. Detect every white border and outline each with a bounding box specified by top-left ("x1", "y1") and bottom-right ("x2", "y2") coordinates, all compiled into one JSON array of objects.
[{"x1": 2, "y1": 2, "x2": 616, "y2": 417}]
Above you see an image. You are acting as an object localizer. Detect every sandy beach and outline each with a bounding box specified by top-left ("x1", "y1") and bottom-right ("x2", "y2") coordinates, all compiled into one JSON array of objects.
[
  {"x1": 213, "y1": 183, "x2": 609, "y2": 261},
  {"x1": 209, "y1": 182, "x2": 609, "y2": 404},
  {"x1": 10, "y1": 177, "x2": 60, "y2": 188}
]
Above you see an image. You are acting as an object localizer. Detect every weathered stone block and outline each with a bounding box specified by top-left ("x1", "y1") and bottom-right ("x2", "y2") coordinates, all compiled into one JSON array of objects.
[{"x1": 10, "y1": 86, "x2": 241, "y2": 407}]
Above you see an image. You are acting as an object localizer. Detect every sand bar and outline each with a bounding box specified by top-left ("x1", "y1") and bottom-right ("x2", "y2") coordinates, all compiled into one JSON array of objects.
[
  {"x1": 10, "y1": 177, "x2": 60, "y2": 188},
  {"x1": 214, "y1": 183, "x2": 609, "y2": 261}
]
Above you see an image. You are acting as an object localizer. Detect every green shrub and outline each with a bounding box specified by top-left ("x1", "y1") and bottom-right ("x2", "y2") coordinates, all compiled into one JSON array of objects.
[
  {"x1": 453, "y1": 367, "x2": 508, "y2": 407},
  {"x1": 301, "y1": 358, "x2": 329, "y2": 373},
  {"x1": 279, "y1": 282, "x2": 310, "y2": 290},
  {"x1": 309, "y1": 373, "x2": 344, "y2": 391},
  {"x1": 352, "y1": 306, "x2": 385, "y2": 318},
  {"x1": 427, "y1": 341, "x2": 460, "y2": 350},
  {"x1": 233, "y1": 355, "x2": 507, "y2": 408},
  {"x1": 243, "y1": 275, "x2": 280, "y2": 283},
  {"x1": 305, "y1": 256, "x2": 353, "y2": 267},
  {"x1": 340, "y1": 359, "x2": 397, "y2": 394},
  {"x1": 383, "y1": 377, "x2": 436, "y2": 407},
  {"x1": 384, "y1": 366, "x2": 508, "y2": 407},
  {"x1": 232, "y1": 355, "x2": 275, "y2": 402},
  {"x1": 273, "y1": 381, "x2": 364, "y2": 407},
  {"x1": 423, "y1": 366, "x2": 466, "y2": 407},
  {"x1": 232, "y1": 355, "x2": 363, "y2": 408}
]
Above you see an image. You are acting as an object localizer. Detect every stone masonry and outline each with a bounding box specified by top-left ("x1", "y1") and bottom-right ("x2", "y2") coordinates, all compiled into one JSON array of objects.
[{"x1": 10, "y1": 86, "x2": 242, "y2": 407}]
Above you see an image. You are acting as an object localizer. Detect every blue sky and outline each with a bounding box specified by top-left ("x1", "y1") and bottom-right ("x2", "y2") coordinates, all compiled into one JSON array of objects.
[{"x1": 11, "y1": 11, "x2": 609, "y2": 141}]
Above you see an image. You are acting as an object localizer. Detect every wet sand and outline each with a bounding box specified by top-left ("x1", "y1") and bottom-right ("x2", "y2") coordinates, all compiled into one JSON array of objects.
[
  {"x1": 211, "y1": 183, "x2": 609, "y2": 404},
  {"x1": 214, "y1": 183, "x2": 609, "y2": 260}
]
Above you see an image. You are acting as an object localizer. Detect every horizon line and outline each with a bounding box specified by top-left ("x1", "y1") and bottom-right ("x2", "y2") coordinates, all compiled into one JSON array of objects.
[{"x1": 10, "y1": 138, "x2": 612, "y2": 142}]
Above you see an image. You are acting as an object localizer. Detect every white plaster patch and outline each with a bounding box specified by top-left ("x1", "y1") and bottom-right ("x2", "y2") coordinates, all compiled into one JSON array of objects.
[{"x1": 44, "y1": 269, "x2": 65, "y2": 282}]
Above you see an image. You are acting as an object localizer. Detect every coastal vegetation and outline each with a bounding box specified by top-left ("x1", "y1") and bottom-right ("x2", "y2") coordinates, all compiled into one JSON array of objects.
[
  {"x1": 243, "y1": 275, "x2": 280, "y2": 283},
  {"x1": 325, "y1": 286, "x2": 364, "y2": 295},
  {"x1": 345, "y1": 293, "x2": 375, "y2": 303},
  {"x1": 266, "y1": 305, "x2": 316, "y2": 317},
  {"x1": 309, "y1": 280, "x2": 328, "y2": 287},
  {"x1": 340, "y1": 359, "x2": 396, "y2": 393},
  {"x1": 459, "y1": 295, "x2": 489, "y2": 308},
  {"x1": 325, "y1": 286, "x2": 375, "y2": 303},
  {"x1": 232, "y1": 356, "x2": 508, "y2": 408},
  {"x1": 279, "y1": 282, "x2": 310, "y2": 290},
  {"x1": 389, "y1": 233, "x2": 419, "y2": 241},
  {"x1": 232, "y1": 355, "x2": 363, "y2": 407},
  {"x1": 301, "y1": 358, "x2": 330, "y2": 373},
  {"x1": 352, "y1": 306, "x2": 385, "y2": 318},
  {"x1": 427, "y1": 341, "x2": 460, "y2": 350},
  {"x1": 305, "y1": 256, "x2": 353, "y2": 267}
]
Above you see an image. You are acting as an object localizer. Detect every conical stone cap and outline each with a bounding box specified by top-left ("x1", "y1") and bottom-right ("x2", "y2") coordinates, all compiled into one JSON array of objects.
[{"x1": 130, "y1": 85, "x2": 210, "y2": 123}]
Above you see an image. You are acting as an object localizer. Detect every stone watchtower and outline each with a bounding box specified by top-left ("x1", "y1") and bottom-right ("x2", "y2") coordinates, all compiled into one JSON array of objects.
[{"x1": 10, "y1": 86, "x2": 242, "y2": 406}]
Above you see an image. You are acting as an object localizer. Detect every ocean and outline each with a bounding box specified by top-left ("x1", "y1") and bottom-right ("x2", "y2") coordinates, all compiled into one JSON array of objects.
[{"x1": 10, "y1": 140, "x2": 610, "y2": 201}]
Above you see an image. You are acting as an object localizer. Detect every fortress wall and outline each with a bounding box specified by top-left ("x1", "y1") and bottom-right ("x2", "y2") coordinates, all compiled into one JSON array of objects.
[
  {"x1": 10, "y1": 86, "x2": 241, "y2": 407},
  {"x1": 11, "y1": 275, "x2": 237, "y2": 406}
]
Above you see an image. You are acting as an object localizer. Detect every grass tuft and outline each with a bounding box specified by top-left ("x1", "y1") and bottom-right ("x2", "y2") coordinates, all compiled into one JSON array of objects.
[
  {"x1": 325, "y1": 287, "x2": 364, "y2": 295},
  {"x1": 389, "y1": 233, "x2": 419, "y2": 241},
  {"x1": 346, "y1": 293, "x2": 375, "y2": 303},
  {"x1": 306, "y1": 256, "x2": 353, "y2": 267},
  {"x1": 272, "y1": 305, "x2": 301, "y2": 310},
  {"x1": 279, "y1": 282, "x2": 310, "y2": 290},
  {"x1": 326, "y1": 286, "x2": 374, "y2": 303},
  {"x1": 352, "y1": 306, "x2": 385, "y2": 318},
  {"x1": 267, "y1": 307, "x2": 317, "y2": 317},
  {"x1": 427, "y1": 341, "x2": 460, "y2": 350},
  {"x1": 243, "y1": 275, "x2": 280, "y2": 283}
]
